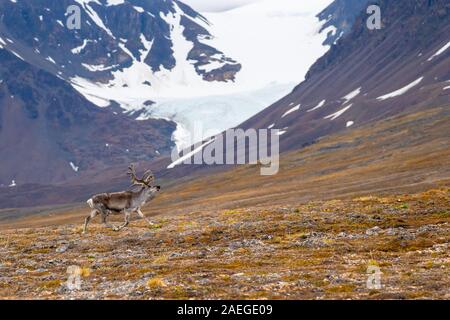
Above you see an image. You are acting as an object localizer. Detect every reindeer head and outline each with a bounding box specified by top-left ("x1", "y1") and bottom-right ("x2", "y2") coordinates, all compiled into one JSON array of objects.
[{"x1": 127, "y1": 164, "x2": 161, "y2": 192}]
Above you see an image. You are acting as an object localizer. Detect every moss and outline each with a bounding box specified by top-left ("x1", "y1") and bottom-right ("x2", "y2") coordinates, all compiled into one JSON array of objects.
[
  {"x1": 152, "y1": 254, "x2": 169, "y2": 265},
  {"x1": 406, "y1": 291, "x2": 428, "y2": 299},
  {"x1": 31, "y1": 248, "x2": 51, "y2": 254},
  {"x1": 169, "y1": 286, "x2": 188, "y2": 299},
  {"x1": 40, "y1": 280, "x2": 62, "y2": 289},
  {"x1": 223, "y1": 210, "x2": 241, "y2": 216},
  {"x1": 325, "y1": 284, "x2": 355, "y2": 293},
  {"x1": 147, "y1": 277, "x2": 166, "y2": 289}
]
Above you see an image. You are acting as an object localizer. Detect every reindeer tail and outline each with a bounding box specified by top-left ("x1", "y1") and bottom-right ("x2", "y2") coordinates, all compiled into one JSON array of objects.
[{"x1": 86, "y1": 198, "x2": 95, "y2": 209}]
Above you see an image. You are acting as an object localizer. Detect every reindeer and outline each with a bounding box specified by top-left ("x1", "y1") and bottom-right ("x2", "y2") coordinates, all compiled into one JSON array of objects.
[{"x1": 83, "y1": 164, "x2": 161, "y2": 233}]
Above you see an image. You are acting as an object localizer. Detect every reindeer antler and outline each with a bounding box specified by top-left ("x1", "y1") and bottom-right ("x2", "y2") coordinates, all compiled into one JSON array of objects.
[
  {"x1": 142, "y1": 170, "x2": 154, "y2": 185},
  {"x1": 127, "y1": 164, "x2": 154, "y2": 187},
  {"x1": 127, "y1": 164, "x2": 146, "y2": 187}
]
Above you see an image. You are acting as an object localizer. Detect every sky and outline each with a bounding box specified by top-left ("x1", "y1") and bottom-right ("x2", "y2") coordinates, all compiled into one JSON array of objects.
[{"x1": 181, "y1": 0, "x2": 263, "y2": 12}]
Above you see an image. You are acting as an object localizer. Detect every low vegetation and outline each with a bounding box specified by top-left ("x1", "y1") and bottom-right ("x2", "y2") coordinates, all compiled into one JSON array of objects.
[{"x1": 0, "y1": 189, "x2": 448, "y2": 299}]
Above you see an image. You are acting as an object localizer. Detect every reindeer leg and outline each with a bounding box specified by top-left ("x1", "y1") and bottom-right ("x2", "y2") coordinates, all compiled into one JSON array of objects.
[
  {"x1": 113, "y1": 210, "x2": 131, "y2": 231},
  {"x1": 101, "y1": 212, "x2": 107, "y2": 224},
  {"x1": 136, "y1": 208, "x2": 155, "y2": 227},
  {"x1": 83, "y1": 210, "x2": 99, "y2": 234},
  {"x1": 101, "y1": 210, "x2": 112, "y2": 228}
]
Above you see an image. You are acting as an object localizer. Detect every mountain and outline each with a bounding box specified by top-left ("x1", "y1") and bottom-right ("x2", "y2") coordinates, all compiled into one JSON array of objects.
[
  {"x1": 1, "y1": 0, "x2": 338, "y2": 151},
  {"x1": 0, "y1": 0, "x2": 246, "y2": 150},
  {"x1": 4, "y1": 0, "x2": 448, "y2": 209},
  {"x1": 0, "y1": 0, "x2": 240, "y2": 85},
  {"x1": 0, "y1": 0, "x2": 342, "y2": 208},
  {"x1": 317, "y1": 0, "x2": 371, "y2": 45},
  {"x1": 0, "y1": 47, "x2": 175, "y2": 186},
  {"x1": 0, "y1": 0, "x2": 245, "y2": 186},
  {"x1": 239, "y1": 0, "x2": 450, "y2": 153},
  {"x1": 0, "y1": 0, "x2": 342, "y2": 193}
]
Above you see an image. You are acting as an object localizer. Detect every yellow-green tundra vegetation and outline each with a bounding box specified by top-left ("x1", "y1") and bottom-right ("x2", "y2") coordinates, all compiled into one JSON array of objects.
[{"x1": 0, "y1": 189, "x2": 448, "y2": 299}]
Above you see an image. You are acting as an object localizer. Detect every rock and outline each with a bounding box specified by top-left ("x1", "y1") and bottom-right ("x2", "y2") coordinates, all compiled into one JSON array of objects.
[
  {"x1": 385, "y1": 228, "x2": 400, "y2": 236},
  {"x1": 169, "y1": 252, "x2": 183, "y2": 259},
  {"x1": 366, "y1": 226, "x2": 381, "y2": 236},
  {"x1": 417, "y1": 224, "x2": 439, "y2": 234},
  {"x1": 56, "y1": 285, "x2": 70, "y2": 294},
  {"x1": 228, "y1": 239, "x2": 264, "y2": 250},
  {"x1": 16, "y1": 268, "x2": 28, "y2": 274},
  {"x1": 56, "y1": 244, "x2": 70, "y2": 253},
  {"x1": 397, "y1": 232, "x2": 416, "y2": 241}
]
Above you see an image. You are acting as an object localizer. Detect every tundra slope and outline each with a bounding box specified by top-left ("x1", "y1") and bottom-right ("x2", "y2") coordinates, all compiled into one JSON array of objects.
[
  {"x1": 0, "y1": 106, "x2": 448, "y2": 299},
  {"x1": 0, "y1": 188, "x2": 448, "y2": 299}
]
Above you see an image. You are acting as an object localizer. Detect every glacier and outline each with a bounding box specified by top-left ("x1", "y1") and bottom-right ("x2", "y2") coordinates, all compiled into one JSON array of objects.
[{"x1": 69, "y1": 0, "x2": 335, "y2": 150}]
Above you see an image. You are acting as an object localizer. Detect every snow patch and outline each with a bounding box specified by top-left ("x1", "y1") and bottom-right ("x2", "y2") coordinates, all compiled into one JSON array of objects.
[
  {"x1": 324, "y1": 104, "x2": 352, "y2": 120},
  {"x1": 307, "y1": 100, "x2": 326, "y2": 112},
  {"x1": 71, "y1": 39, "x2": 91, "y2": 54},
  {"x1": 106, "y1": 0, "x2": 125, "y2": 5},
  {"x1": 70, "y1": 162, "x2": 79, "y2": 172},
  {"x1": 167, "y1": 139, "x2": 215, "y2": 169},
  {"x1": 46, "y1": 56, "x2": 56, "y2": 64},
  {"x1": 341, "y1": 87, "x2": 361, "y2": 104},
  {"x1": 377, "y1": 77, "x2": 424, "y2": 101},
  {"x1": 281, "y1": 104, "x2": 300, "y2": 118},
  {"x1": 428, "y1": 41, "x2": 450, "y2": 61},
  {"x1": 10, "y1": 50, "x2": 25, "y2": 61},
  {"x1": 82, "y1": 63, "x2": 119, "y2": 72}
]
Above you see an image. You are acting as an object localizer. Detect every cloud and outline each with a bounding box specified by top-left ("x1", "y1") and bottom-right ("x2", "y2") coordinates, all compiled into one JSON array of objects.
[{"x1": 181, "y1": 0, "x2": 263, "y2": 12}]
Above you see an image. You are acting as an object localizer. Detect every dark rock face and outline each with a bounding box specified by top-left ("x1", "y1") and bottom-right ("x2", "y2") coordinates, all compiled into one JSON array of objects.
[
  {"x1": 0, "y1": 0, "x2": 241, "y2": 84},
  {"x1": 240, "y1": 0, "x2": 450, "y2": 153},
  {"x1": 0, "y1": 48, "x2": 176, "y2": 186},
  {"x1": 0, "y1": 0, "x2": 242, "y2": 188},
  {"x1": 317, "y1": 0, "x2": 371, "y2": 45}
]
